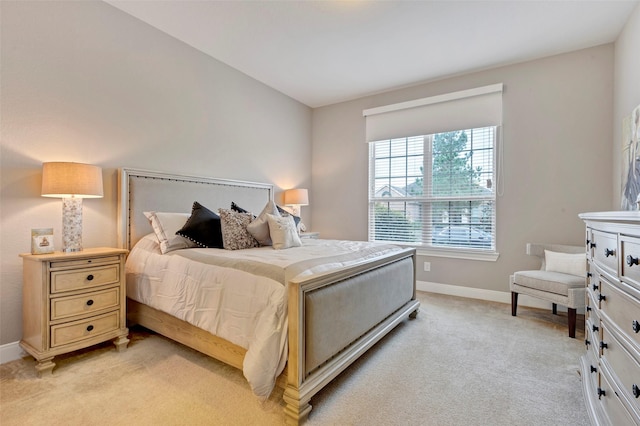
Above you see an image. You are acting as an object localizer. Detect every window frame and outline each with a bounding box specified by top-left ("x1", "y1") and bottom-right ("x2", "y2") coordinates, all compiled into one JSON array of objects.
[{"x1": 368, "y1": 127, "x2": 499, "y2": 262}]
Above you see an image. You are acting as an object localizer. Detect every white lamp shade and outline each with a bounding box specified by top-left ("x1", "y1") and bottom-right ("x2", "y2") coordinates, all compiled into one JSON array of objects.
[
  {"x1": 41, "y1": 162, "x2": 103, "y2": 198},
  {"x1": 284, "y1": 188, "x2": 309, "y2": 206}
]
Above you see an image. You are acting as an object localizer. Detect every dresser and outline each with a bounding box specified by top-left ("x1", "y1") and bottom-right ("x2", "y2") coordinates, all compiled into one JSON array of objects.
[
  {"x1": 580, "y1": 212, "x2": 640, "y2": 425},
  {"x1": 20, "y1": 247, "x2": 129, "y2": 376}
]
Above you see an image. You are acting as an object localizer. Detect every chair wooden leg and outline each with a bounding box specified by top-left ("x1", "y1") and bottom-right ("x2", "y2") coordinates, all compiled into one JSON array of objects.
[
  {"x1": 568, "y1": 308, "x2": 577, "y2": 338},
  {"x1": 511, "y1": 292, "x2": 518, "y2": 316},
  {"x1": 552, "y1": 303, "x2": 558, "y2": 315}
]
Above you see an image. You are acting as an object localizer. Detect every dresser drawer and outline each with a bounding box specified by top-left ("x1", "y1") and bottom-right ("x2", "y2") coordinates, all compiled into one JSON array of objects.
[
  {"x1": 50, "y1": 310, "x2": 120, "y2": 347},
  {"x1": 593, "y1": 230, "x2": 619, "y2": 278},
  {"x1": 51, "y1": 264, "x2": 120, "y2": 293},
  {"x1": 600, "y1": 279, "x2": 640, "y2": 358},
  {"x1": 621, "y1": 236, "x2": 640, "y2": 293},
  {"x1": 602, "y1": 324, "x2": 640, "y2": 416},
  {"x1": 50, "y1": 287, "x2": 120, "y2": 321},
  {"x1": 599, "y1": 364, "x2": 637, "y2": 426}
]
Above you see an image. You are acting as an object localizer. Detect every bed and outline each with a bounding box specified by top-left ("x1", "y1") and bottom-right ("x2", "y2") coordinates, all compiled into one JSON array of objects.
[{"x1": 117, "y1": 168, "x2": 420, "y2": 424}]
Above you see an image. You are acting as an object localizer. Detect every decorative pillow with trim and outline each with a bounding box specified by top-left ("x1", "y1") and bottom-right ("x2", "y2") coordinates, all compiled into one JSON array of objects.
[
  {"x1": 143, "y1": 211, "x2": 198, "y2": 254},
  {"x1": 246, "y1": 200, "x2": 280, "y2": 246},
  {"x1": 219, "y1": 208, "x2": 259, "y2": 250},
  {"x1": 267, "y1": 213, "x2": 302, "y2": 250},
  {"x1": 544, "y1": 250, "x2": 585, "y2": 277},
  {"x1": 176, "y1": 201, "x2": 224, "y2": 249}
]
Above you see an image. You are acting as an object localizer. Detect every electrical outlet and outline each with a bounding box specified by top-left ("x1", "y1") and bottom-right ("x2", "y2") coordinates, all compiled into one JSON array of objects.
[{"x1": 423, "y1": 262, "x2": 431, "y2": 272}]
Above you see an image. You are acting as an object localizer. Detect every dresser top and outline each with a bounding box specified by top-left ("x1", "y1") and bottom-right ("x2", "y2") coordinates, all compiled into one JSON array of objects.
[{"x1": 580, "y1": 211, "x2": 640, "y2": 223}]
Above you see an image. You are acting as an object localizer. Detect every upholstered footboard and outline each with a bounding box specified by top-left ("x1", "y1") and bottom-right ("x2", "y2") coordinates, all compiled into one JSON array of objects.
[{"x1": 283, "y1": 248, "x2": 419, "y2": 424}]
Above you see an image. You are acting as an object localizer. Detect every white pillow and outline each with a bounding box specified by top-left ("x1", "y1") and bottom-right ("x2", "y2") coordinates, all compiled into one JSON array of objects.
[
  {"x1": 267, "y1": 214, "x2": 302, "y2": 250},
  {"x1": 544, "y1": 250, "x2": 585, "y2": 277},
  {"x1": 246, "y1": 200, "x2": 280, "y2": 246},
  {"x1": 143, "y1": 211, "x2": 198, "y2": 254}
]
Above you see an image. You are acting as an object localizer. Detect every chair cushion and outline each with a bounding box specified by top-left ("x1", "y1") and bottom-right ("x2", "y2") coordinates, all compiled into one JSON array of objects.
[{"x1": 513, "y1": 270, "x2": 584, "y2": 296}]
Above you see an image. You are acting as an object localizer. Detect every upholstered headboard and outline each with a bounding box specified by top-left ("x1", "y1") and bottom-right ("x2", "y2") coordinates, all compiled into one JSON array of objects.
[{"x1": 117, "y1": 168, "x2": 273, "y2": 250}]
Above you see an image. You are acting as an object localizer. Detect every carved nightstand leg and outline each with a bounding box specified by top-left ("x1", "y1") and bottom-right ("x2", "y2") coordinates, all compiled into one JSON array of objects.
[
  {"x1": 35, "y1": 357, "x2": 55, "y2": 377},
  {"x1": 113, "y1": 333, "x2": 130, "y2": 352}
]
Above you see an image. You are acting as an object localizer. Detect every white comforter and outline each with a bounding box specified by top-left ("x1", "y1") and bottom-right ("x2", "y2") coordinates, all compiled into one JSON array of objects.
[{"x1": 125, "y1": 234, "x2": 403, "y2": 399}]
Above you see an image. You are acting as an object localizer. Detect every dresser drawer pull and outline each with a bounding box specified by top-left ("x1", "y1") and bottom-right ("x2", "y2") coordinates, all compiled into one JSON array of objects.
[
  {"x1": 86, "y1": 325, "x2": 94, "y2": 332},
  {"x1": 627, "y1": 255, "x2": 639, "y2": 267},
  {"x1": 586, "y1": 306, "x2": 592, "y2": 312},
  {"x1": 86, "y1": 274, "x2": 94, "y2": 281},
  {"x1": 585, "y1": 339, "x2": 591, "y2": 347},
  {"x1": 587, "y1": 272, "x2": 593, "y2": 278},
  {"x1": 592, "y1": 284, "x2": 599, "y2": 291},
  {"x1": 590, "y1": 242, "x2": 596, "y2": 249},
  {"x1": 604, "y1": 248, "x2": 616, "y2": 258},
  {"x1": 600, "y1": 341, "x2": 608, "y2": 350},
  {"x1": 598, "y1": 294, "x2": 607, "y2": 302},
  {"x1": 592, "y1": 324, "x2": 599, "y2": 332},
  {"x1": 633, "y1": 384, "x2": 640, "y2": 398},
  {"x1": 597, "y1": 388, "x2": 606, "y2": 399},
  {"x1": 590, "y1": 365, "x2": 598, "y2": 373},
  {"x1": 633, "y1": 320, "x2": 640, "y2": 333},
  {"x1": 86, "y1": 299, "x2": 94, "y2": 306}
]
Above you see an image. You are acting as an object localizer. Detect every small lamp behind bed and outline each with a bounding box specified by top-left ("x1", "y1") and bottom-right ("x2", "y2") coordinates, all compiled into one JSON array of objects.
[{"x1": 283, "y1": 188, "x2": 309, "y2": 217}]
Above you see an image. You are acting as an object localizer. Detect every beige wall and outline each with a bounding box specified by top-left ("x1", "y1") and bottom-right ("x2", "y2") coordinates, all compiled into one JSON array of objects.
[
  {"x1": 0, "y1": 1, "x2": 312, "y2": 345},
  {"x1": 311, "y1": 44, "x2": 614, "y2": 292},
  {"x1": 613, "y1": 2, "x2": 640, "y2": 208}
]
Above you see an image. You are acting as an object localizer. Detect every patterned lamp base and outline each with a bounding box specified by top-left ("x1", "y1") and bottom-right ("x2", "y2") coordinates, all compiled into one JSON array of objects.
[{"x1": 62, "y1": 197, "x2": 83, "y2": 252}]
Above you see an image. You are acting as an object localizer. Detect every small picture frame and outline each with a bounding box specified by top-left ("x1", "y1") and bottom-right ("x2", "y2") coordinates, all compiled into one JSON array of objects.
[{"x1": 31, "y1": 228, "x2": 54, "y2": 254}]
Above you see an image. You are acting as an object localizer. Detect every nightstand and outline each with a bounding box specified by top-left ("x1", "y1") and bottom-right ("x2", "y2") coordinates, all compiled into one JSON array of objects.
[
  {"x1": 19, "y1": 247, "x2": 129, "y2": 377},
  {"x1": 299, "y1": 232, "x2": 320, "y2": 239}
]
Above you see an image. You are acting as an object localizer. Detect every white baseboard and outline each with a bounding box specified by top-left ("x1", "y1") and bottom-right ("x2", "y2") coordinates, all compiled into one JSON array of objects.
[
  {"x1": 1, "y1": 341, "x2": 26, "y2": 365},
  {"x1": 417, "y1": 280, "x2": 576, "y2": 313}
]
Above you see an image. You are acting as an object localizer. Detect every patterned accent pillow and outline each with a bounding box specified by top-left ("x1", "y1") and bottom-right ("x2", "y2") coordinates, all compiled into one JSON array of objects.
[
  {"x1": 267, "y1": 214, "x2": 302, "y2": 250},
  {"x1": 218, "y1": 208, "x2": 259, "y2": 250},
  {"x1": 246, "y1": 200, "x2": 280, "y2": 246},
  {"x1": 276, "y1": 205, "x2": 301, "y2": 228},
  {"x1": 143, "y1": 211, "x2": 198, "y2": 254},
  {"x1": 176, "y1": 202, "x2": 224, "y2": 248}
]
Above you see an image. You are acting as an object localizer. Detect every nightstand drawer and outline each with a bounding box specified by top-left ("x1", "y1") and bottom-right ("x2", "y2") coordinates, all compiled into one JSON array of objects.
[
  {"x1": 50, "y1": 310, "x2": 120, "y2": 347},
  {"x1": 51, "y1": 264, "x2": 120, "y2": 293},
  {"x1": 51, "y1": 287, "x2": 120, "y2": 321}
]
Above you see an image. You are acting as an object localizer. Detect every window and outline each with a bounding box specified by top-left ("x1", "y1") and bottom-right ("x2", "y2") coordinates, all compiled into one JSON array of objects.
[
  {"x1": 369, "y1": 127, "x2": 496, "y2": 252},
  {"x1": 363, "y1": 84, "x2": 502, "y2": 257}
]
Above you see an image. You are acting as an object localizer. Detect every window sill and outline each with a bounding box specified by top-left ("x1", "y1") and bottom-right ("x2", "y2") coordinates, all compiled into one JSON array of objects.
[{"x1": 413, "y1": 246, "x2": 500, "y2": 262}]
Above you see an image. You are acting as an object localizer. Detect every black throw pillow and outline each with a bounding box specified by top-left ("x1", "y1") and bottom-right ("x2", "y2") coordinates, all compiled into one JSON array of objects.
[{"x1": 176, "y1": 201, "x2": 224, "y2": 248}]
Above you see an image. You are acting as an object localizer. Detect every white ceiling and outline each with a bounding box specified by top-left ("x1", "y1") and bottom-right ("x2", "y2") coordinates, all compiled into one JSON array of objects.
[{"x1": 105, "y1": 0, "x2": 638, "y2": 108}]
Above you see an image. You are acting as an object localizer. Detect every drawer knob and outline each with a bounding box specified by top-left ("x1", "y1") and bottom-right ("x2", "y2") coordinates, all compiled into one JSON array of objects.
[
  {"x1": 592, "y1": 324, "x2": 599, "y2": 332},
  {"x1": 86, "y1": 274, "x2": 94, "y2": 281},
  {"x1": 627, "y1": 255, "x2": 639, "y2": 267},
  {"x1": 586, "y1": 306, "x2": 592, "y2": 312},
  {"x1": 633, "y1": 320, "x2": 640, "y2": 333},
  {"x1": 600, "y1": 341, "x2": 608, "y2": 350},
  {"x1": 86, "y1": 299, "x2": 94, "y2": 306},
  {"x1": 590, "y1": 242, "x2": 596, "y2": 249},
  {"x1": 633, "y1": 384, "x2": 640, "y2": 398},
  {"x1": 598, "y1": 294, "x2": 607, "y2": 302},
  {"x1": 592, "y1": 284, "x2": 599, "y2": 291},
  {"x1": 590, "y1": 365, "x2": 597, "y2": 373},
  {"x1": 604, "y1": 248, "x2": 615, "y2": 258},
  {"x1": 585, "y1": 339, "x2": 591, "y2": 347},
  {"x1": 587, "y1": 272, "x2": 593, "y2": 278},
  {"x1": 86, "y1": 325, "x2": 94, "y2": 332},
  {"x1": 597, "y1": 388, "x2": 606, "y2": 399}
]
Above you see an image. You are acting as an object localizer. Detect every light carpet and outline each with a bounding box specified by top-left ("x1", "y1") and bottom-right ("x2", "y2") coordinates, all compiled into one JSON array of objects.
[{"x1": 0, "y1": 292, "x2": 589, "y2": 425}]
